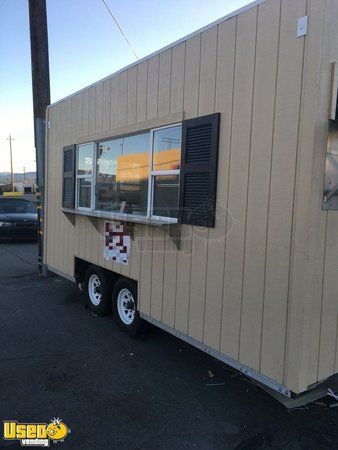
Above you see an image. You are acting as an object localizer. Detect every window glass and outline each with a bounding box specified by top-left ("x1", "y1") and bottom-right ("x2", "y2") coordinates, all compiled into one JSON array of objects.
[
  {"x1": 78, "y1": 178, "x2": 91, "y2": 208},
  {"x1": 96, "y1": 132, "x2": 150, "y2": 215},
  {"x1": 153, "y1": 125, "x2": 181, "y2": 171},
  {"x1": 77, "y1": 144, "x2": 93, "y2": 175},
  {"x1": 77, "y1": 125, "x2": 182, "y2": 220},
  {"x1": 152, "y1": 174, "x2": 179, "y2": 218}
]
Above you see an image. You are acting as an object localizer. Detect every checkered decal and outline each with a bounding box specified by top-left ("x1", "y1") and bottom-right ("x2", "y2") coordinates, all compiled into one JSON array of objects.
[{"x1": 104, "y1": 221, "x2": 130, "y2": 265}]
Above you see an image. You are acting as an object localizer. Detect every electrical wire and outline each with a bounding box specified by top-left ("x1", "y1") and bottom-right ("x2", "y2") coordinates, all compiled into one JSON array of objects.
[
  {"x1": 101, "y1": 0, "x2": 139, "y2": 61},
  {"x1": 11, "y1": 128, "x2": 34, "y2": 138},
  {"x1": 1, "y1": 128, "x2": 34, "y2": 141},
  {"x1": 14, "y1": 127, "x2": 33, "y2": 134}
]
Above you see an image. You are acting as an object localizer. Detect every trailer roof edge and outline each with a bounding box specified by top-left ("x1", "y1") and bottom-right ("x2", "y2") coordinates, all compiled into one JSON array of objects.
[{"x1": 48, "y1": 0, "x2": 266, "y2": 108}]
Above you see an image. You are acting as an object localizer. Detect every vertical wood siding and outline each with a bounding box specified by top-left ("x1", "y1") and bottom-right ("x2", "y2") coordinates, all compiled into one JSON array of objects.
[
  {"x1": 45, "y1": 0, "x2": 338, "y2": 393},
  {"x1": 239, "y1": 0, "x2": 280, "y2": 372},
  {"x1": 221, "y1": 6, "x2": 258, "y2": 361},
  {"x1": 260, "y1": 0, "x2": 306, "y2": 384}
]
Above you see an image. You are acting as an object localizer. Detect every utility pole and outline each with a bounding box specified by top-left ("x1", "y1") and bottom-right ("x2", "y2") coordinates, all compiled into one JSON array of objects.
[
  {"x1": 28, "y1": 0, "x2": 50, "y2": 275},
  {"x1": 23, "y1": 167, "x2": 26, "y2": 182},
  {"x1": 7, "y1": 134, "x2": 14, "y2": 191}
]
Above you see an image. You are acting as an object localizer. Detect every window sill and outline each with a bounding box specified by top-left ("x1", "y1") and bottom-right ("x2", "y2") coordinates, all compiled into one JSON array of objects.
[{"x1": 62, "y1": 208, "x2": 178, "y2": 227}]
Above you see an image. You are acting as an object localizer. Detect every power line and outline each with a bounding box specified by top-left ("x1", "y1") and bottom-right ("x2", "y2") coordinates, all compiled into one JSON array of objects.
[
  {"x1": 0, "y1": 128, "x2": 34, "y2": 140},
  {"x1": 12, "y1": 128, "x2": 34, "y2": 137},
  {"x1": 101, "y1": 0, "x2": 139, "y2": 61}
]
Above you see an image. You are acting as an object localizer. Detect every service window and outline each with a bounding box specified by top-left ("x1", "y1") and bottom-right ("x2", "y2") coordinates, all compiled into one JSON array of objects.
[
  {"x1": 74, "y1": 124, "x2": 182, "y2": 222},
  {"x1": 66, "y1": 113, "x2": 219, "y2": 227}
]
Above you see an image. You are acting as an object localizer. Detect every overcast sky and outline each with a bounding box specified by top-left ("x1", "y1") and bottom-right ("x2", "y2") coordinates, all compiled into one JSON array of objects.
[{"x1": 0, "y1": 0, "x2": 251, "y2": 173}]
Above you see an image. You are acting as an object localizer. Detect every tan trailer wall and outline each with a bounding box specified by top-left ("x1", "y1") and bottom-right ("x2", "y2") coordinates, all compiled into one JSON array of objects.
[{"x1": 44, "y1": 0, "x2": 336, "y2": 394}]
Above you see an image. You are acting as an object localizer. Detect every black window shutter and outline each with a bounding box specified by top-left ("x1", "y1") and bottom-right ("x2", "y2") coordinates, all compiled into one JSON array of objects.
[
  {"x1": 179, "y1": 113, "x2": 220, "y2": 227},
  {"x1": 62, "y1": 144, "x2": 76, "y2": 208}
]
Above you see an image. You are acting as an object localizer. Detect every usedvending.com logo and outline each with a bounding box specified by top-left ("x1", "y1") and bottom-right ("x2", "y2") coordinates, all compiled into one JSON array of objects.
[{"x1": 3, "y1": 418, "x2": 70, "y2": 447}]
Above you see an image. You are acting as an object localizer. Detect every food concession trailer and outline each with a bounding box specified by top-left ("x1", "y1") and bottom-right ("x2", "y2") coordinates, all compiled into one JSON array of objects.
[{"x1": 44, "y1": 0, "x2": 338, "y2": 406}]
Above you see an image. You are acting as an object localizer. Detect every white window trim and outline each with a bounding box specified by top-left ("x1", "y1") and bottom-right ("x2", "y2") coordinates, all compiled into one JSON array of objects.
[{"x1": 75, "y1": 124, "x2": 181, "y2": 223}]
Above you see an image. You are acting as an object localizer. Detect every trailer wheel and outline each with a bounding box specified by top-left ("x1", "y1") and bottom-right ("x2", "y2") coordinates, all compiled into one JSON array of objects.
[
  {"x1": 84, "y1": 265, "x2": 111, "y2": 315},
  {"x1": 112, "y1": 278, "x2": 142, "y2": 336}
]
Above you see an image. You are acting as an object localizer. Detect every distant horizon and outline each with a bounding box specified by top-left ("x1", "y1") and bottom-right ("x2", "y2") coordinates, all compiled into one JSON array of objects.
[
  {"x1": 0, "y1": 171, "x2": 36, "y2": 175},
  {"x1": 0, "y1": 171, "x2": 36, "y2": 185}
]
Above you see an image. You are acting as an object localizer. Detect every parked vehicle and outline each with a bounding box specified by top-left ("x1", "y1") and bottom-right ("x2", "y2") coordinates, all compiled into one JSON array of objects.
[
  {"x1": 43, "y1": 0, "x2": 338, "y2": 407},
  {"x1": 0, "y1": 198, "x2": 38, "y2": 240}
]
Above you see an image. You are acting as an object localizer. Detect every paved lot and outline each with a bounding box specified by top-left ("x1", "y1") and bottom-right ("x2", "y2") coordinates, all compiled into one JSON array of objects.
[{"x1": 0, "y1": 242, "x2": 338, "y2": 449}]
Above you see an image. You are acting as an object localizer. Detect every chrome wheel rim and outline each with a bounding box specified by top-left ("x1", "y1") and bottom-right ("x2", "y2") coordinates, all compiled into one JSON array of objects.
[
  {"x1": 88, "y1": 274, "x2": 102, "y2": 306},
  {"x1": 117, "y1": 288, "x2": 135, "y2": 325}
]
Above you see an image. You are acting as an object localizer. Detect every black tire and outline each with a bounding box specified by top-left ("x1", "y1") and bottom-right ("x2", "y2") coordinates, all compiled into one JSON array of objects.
[
  {"x1": 84, "y1": 265, "x2": 111, "y2": 315},
  {"x1": 112, "y1": 277, "x2": 142, "y2": 336}
]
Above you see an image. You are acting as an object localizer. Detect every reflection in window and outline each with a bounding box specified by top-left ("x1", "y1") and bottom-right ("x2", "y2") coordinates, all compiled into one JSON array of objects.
[
  {"x1": 153, "y1": 174, "x2": 179, "y2": 218},
  {"x1": 77, "y1": 143, "x2": 93, "y2": 175},
  {"x1": 96, "y1": 132, "x2": 150, "y2": 215},
  {"x1": 78, "y1": 178, "x2": 92, "y2": 208},
  {"x1": 76, "y1": 125, "x2": 182, "y2": 221},
  {"x1": 151, "y1": 125, "x2": 181, "y2": 220},
  {"x1": 153, "y1": 125, "x2": 181, "y2": 171},
  {"x1": 76, "y1": 143, "x2": 94, "y2": 209}
]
